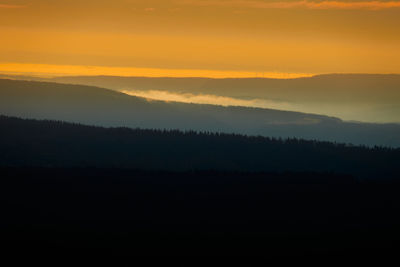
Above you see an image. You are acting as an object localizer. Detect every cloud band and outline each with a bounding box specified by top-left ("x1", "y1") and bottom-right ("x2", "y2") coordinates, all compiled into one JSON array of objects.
[{"x1": 178, "y1": 0, "x2": 400, "y2": 10}]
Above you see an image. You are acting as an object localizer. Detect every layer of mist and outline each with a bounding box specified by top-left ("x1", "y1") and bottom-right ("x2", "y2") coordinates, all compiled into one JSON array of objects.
[
  {"x1": 51, "y1": 74, "x2": 400, "y2": 123},
  {"x1": 1, "y1": 78, "x2": 400, "y2": 147},
  {"x1": 2, "y1": 73, "x2": 398, "y2": 123}
]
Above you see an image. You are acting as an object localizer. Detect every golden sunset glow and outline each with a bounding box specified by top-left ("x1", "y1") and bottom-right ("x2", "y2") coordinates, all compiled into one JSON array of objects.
[
  {"x1": 1, "y1": 0, "x2": 399, "y2": 77},
  {"x1": 181, "y1": 0, "x2": 400, "y2": 10},
  {"x1": 0, "y1": 63, "x2": 314, "y2": 78}
]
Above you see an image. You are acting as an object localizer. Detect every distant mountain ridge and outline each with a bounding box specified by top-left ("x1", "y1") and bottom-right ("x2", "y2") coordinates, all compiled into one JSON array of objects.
[
  {"x1": 50, "y1": 73, "x2": 400, "y2": 103},
  {"x1": 1, "y1": 78, "x2": 400, "y2": 147},
  {"x1": 2, "y1": 73, "x2": 399, "y2": 123},
  {"x1": 3, "y1": 73, "x2": 399, "y2": 102}
]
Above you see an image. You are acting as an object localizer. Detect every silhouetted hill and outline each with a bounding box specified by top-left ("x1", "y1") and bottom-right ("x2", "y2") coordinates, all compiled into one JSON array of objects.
[
  {"x1": 1, "y1": 115, "x2": 399, "y2": 178},
  {"x1": 1, "y1": 167, "x2": 400, "y2": 264},
  {"x1": 1, "y1": 78, "x2": 400, "y2": 146},
  {"x1": 2, "y1": 115, "x2": 400, "y2": 263}
]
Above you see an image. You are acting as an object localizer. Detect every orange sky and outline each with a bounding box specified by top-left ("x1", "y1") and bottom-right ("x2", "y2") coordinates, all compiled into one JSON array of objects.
[{"x1": 1, "y1": 0, "x2": 400, "y2": 77}]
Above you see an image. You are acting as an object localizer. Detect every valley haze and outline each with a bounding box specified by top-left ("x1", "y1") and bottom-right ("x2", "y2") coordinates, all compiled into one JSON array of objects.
[
  {"x1": 1, "y1": 78, "x2": 400, "y2": 147},
  {"x1": 2, "y1": 73, "x2": 399, "y2": 123}
]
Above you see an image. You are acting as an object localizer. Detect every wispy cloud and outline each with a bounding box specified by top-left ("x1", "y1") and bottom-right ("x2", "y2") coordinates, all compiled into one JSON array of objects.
[
  {"x1": 178, "y1": 0, "x2": 400, "y2": 10},
  {"x1": 120, "y1": 89, "x2": 297, "y2": 111},
  {"x1": 0, "y1": 4, "x2": 27, "y2": 9}
]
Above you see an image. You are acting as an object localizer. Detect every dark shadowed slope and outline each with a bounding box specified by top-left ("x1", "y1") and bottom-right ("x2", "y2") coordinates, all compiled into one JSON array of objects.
[
  {"x1": 1, "y1": 78, "x2": 400, "y2": 146},
  {"x1": 2, "y1": 167, "x2": 400, "y2": 264},
  {"x1": 1, "y1": 115, "x2": 399, "y2": 178},
  {"x1": 2, "y1": 116, "x2": 400, "y2": 263}
]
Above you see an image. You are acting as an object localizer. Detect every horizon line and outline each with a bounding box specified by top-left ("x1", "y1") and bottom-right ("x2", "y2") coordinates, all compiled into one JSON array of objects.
[
  {"x1": 0, "y1": 62, "x2": 315, "y2": 79},
  {"x1": 0, "y1": 63, "x2": 399, "y2": 80}
]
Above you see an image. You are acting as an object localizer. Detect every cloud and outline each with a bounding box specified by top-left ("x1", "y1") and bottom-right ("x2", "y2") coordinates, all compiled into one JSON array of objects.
[
  {"x1": 178, "y1": 0, "x2": 400, "y2": 10},
  {"x1": 0, "y1": 4, "x2": 27, "y2": 9},
  {"x1": 120, "y1": 89, "x2": 296, "y2": 111}
]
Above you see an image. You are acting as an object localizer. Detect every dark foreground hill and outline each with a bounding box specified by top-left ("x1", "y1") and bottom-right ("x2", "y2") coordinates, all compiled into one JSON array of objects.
[
  {"x1": 1, "y1": 168, "x2": 400, "y2": 265},
  {"x1": 1, "y1": 115, "x2": 399, "y2": 178},
  {"x1": 2, "y1": 116, "x2": 400, "y2": 264},
  {"x1": 1, "y1": 78, "x2": 400, "y2": 147}
]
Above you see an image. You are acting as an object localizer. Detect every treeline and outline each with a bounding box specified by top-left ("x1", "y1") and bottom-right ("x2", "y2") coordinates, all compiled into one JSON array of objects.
[{"x1": 1, "y1": 115, "x2": 399, "y2": 178}]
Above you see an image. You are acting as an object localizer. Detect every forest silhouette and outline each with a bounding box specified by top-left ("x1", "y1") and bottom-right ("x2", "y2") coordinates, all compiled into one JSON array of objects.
[
  {"x1": 1, "y1": 105, "x2": 400, "y2": 264},
  {"x1": 1, "y1": 78, "x2": 400, "y2": 264},
  {"x1": 1, "y1": 115, "x2": 399, "y2": 178}
]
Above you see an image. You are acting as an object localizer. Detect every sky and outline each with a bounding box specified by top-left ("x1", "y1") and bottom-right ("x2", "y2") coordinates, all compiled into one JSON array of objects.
[{"x1": 0, "y1": 0, "x2": 400, "y2": 77}]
